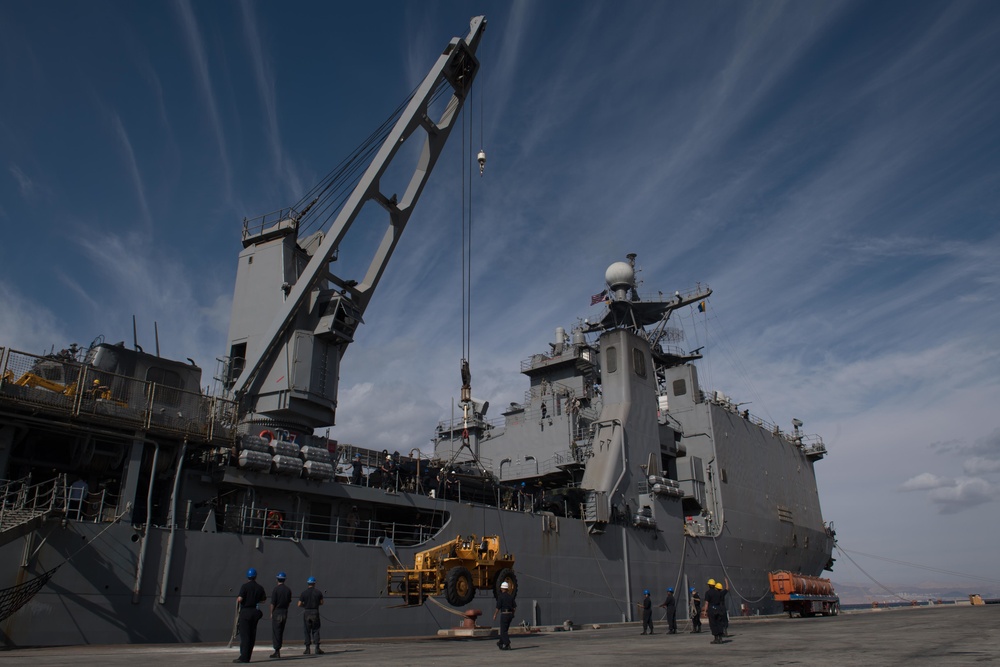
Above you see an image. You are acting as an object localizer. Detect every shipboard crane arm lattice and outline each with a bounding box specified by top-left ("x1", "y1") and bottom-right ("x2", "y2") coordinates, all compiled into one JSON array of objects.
[{"x1": 230, "y1": 16, "x2": 487, "y2": 410}]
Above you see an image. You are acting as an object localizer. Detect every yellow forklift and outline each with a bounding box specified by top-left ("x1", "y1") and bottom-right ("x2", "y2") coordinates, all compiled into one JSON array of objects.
[{"x1": 387, "y1": 534, "x2": 516, "y2": 607}]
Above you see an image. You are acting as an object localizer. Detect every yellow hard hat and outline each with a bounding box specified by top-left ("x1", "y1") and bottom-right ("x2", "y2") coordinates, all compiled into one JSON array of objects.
[
  {"x1": 708, "y1": 579, "x2": 716, "y2": 586},
  {"x1": 715, "y1": 582, "x2": 723, "y2": 589},
  {"x1": 93, "y1": 379, "x2": 101, "y2": 385}
]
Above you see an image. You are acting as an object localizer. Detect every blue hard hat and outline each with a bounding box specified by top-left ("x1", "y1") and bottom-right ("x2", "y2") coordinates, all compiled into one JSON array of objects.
[
  {"x1": 354, "y1": 453, "x2": 360, "y2": 459},
  {"x1": 668, "y1": 587, "x2": 673, "y2": 592},
  {"x1": 247, "y1": 568, "x2": 257, "y2": 579},
  {"x1": 643, "y1": 589, "x2": 650, "y2": 595},
  {"x1": 276, "y1": 572, "x2": 286, "y2": 580},
  {"x1": 521, "y1": 482, "x2": 526, "y2": 487},
  {"x1": 307, "y1": 576, "x2": 317, "y2": 584},
  {"x1": 690, "y1": 587, "x2": 695, "y2": 592}
]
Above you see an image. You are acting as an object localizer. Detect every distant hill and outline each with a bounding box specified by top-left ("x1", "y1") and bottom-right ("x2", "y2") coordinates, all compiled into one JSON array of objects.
[{"x1": 831, "y1": 579, "x2": 999, "y2": 605}]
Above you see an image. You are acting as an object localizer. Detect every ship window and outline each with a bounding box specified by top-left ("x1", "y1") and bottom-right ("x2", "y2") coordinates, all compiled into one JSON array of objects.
[
  {"x1": 673, "y1": 379, "x2": 686, "y2": 396},
  {"x1": 606, "y1": 346, "x2": 617, "y2": 373},
  {"x1": 632, "y1": 348, "x2": 646, "y2": 377},
  {"x1": 147, "y1": 367, "x2": 183, "y2": 389},
  {"x1": 147, "y1": 367, "x2": 184, "y2": 407}
]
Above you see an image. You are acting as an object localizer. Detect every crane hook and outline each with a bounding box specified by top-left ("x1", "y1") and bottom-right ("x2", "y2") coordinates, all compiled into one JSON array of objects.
[{"x1": 477, "y1": 149, "x2": 486, "y2": 176}]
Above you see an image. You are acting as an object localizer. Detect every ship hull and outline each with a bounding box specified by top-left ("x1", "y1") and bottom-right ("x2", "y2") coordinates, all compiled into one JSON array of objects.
[{"x1": 0, "y1": 490, "x2": 830, "y2": 647}]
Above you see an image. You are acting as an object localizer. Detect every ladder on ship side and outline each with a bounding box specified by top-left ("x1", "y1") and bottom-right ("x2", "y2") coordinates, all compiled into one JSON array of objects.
[
  {"x1": 0, "y1": 474, "x2": 65, "y2": 547},
  {"x1": 0, "y1": 475, "x2": 68, "y2": 623}
]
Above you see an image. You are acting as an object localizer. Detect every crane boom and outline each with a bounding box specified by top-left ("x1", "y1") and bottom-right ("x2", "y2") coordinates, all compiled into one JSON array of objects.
[{"x1": 224, "y1": 16, "x2": 486, "y2": 429}]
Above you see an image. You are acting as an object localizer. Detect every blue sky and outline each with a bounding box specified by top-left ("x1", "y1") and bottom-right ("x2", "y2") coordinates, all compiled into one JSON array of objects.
[{"x1": 2, "y1": 1, "x2": 999, "y2": 593}]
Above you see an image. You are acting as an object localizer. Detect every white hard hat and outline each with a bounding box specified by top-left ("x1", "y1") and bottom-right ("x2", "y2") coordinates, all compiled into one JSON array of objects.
[{"x1": 500, "y1": 581, "x2": 510, "y2": 589}]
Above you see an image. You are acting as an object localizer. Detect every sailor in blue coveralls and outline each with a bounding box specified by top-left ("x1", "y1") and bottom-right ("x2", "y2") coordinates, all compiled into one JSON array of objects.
[
  {"x1": 298, "y1": 576, "x2": 325, "y2": 654},
  {"x1": 493, "y1": 580, "x2": 516, "y2": 650},
  {"x1": 705, "y1": 582, "x2": 727, "y2": 644},
  {"x1": 659, "y1": 587, "x2": 678, "y2": 633},
  {"x1": 235, "y1": 568, "x2": 267, "y2": 663},
  {"x1": 689, "y1": 587, "x2": 702, "y2": 633},
  {"x1": 638, "y1": 589, "x2": 653, "y2": 634},
  {"x1": 269, "y1": 571, "x2": 292, "y2": 658}
]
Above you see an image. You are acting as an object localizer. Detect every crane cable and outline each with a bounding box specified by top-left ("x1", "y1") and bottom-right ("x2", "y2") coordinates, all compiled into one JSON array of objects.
[
  {"x1": 293, "y1": 80, "x2": 455, "y2": 239},
  {"x1": 459, "y1": 52, "x2": 481, "y2": 415}
]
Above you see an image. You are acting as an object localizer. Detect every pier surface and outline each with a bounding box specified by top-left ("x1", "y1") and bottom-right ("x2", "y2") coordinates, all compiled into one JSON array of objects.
[{"x1": 3, "y1": 605, "x2": 997, "y2": 666}]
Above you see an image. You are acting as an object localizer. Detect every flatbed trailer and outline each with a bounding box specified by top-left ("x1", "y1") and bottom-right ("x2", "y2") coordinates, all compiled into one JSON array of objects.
[{"x1": 769, "y1": 571, "x2": 840, "y2": 617}]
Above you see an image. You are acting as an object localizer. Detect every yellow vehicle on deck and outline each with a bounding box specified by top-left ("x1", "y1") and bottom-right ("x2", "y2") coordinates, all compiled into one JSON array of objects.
[{"x1": 387, "y1": 534, "x2": 516, "y2": 607}]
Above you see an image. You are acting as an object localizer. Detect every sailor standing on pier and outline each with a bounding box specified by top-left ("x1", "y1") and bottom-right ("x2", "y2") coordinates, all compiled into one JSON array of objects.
[
  {"x1": 269, "y1": 571, "x2": 292, "y2": 659},
  {"x1": 298, "y1": 576, "x2": 325, "y2": 655},
  {"x1": 493, "y1": 580, "x2": 516, "y2": 650},
  {"x1": 705, "y1": 582, "x2": 727, "y2": 644},
  {"x1": 235, "y1": 568, "x2": 267, "y2": 663},
  {"x1": 659, "y1": 587, "x2": 677, "y2": 634},
  {"x1": 689, "y1": 587, "x2": 702, "y2": 633},
  {"x1": 638, "y1": 590, "x2": 654, "y2": 635}
]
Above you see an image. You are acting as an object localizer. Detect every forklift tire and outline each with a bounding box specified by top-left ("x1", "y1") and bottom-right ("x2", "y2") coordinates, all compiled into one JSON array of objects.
[
  {"x1": 445, "y1": 566, "x2": 475, "y2": 606},
  {"x1": 493, "y1": 568, "x2": 518, "y2": 599}
]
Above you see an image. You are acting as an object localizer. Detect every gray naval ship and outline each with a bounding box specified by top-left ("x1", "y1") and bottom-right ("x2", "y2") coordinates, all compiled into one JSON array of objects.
[{"x1": 0, "y1": 16, "x2": 835, "y2": 647}]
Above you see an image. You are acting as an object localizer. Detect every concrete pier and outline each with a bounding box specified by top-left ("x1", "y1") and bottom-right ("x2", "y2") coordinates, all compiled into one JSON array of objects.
[{"x1": 3, "y1": 605, "x2": 997, "y2": 666}]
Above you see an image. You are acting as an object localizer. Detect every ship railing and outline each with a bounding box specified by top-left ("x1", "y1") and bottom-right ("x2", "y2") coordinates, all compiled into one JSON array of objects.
[
  {"x1": 554, "y1": 444, "x2": 592, "y2": 467},
  {"x1": 705, "y1": 387, "x2": 825, "y2": 448},
  {"x1": 520, "y1": 353, "x2": 551, "y2": 373},
  {"x1": 628, "y1": 283, "x2": 711, "y2": 304},
  {"x1": 435, "y1": 415, "x2": 505, "y2": 435},
  {"x1": 0, "y1": 347, "x2": 238, "y2": 446},
  {"x1": 63, "y1": 486, "x2": 121, "y2": 523},
  {"x1": 0, "y1": 349, "x2": 84, "y2": 413},
  {"x1": 242, "y1": 207, "x2": 300, "y2": 240},
  {"x1": 571, "y1": 420, "x2": 597, "y2": 445},
  {"x1": 201, "y1": 503, "x2": 443, "y2": 548},
  {"x1": 0, "y1": 474, "x2": 67, "y2": 532},
  {"x1": 522, "y1": 379, "x2": 579, "y2": 403},
  {"x1": 800, "y1": 434, "x2": 827, "y2": 457}
]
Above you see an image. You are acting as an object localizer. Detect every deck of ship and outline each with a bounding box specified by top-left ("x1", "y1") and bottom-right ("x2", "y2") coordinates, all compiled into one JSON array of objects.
[{"x1": 3, "y1": 604, "x2": 997, "y2": 666}]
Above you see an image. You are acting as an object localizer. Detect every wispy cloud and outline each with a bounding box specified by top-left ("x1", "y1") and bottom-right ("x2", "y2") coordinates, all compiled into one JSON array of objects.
[
  {"x1": 8, "y1": 164, "x2": 35, "y2": 198},
  {"x1": 238, "y1": 0, "x2": 302, "y2": 199},
  {"x1": 109, "y1": 112, "x2": 153, "y2": 233},
  {"x1": 0, "y1": 280, "x2": 66, "y2": 354},
  {"x1": 72, "y1": 231, "x2": 229, "y2": 375},
  {"x1": 174, "y1": 0, "x2": 232, "y2": 199}
]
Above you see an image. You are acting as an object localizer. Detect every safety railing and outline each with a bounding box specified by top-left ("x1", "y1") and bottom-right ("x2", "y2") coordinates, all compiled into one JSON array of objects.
[
  {"x1": 704, "y1": 387, "x2": 828, "y2": 452},
  {"x1": 0, "y1": 474, "x2": 66, "y2": 532},
  {"x1": 242, "y1": 207, "x2": 299, "y2": 240},
  {"x1": 63, "y1": 485, "x2": 121, "y2": 523},
  {"x1": 0, "y1": 347, "x2": 237, "y2": 445},
  {"x1": 186, "y1": 502, "x2": 447, "y2": 548}
]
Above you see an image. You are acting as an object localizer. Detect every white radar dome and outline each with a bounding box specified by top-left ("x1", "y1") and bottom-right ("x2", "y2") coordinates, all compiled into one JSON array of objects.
[{"x1": 605, "y1": 262, "x2": 635, "y2": 291}]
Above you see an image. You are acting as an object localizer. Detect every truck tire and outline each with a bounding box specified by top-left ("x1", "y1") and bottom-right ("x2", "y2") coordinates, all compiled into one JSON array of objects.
[
  {"x1": 445, "y1": 566, "x2": 475, "y2": 606},
  {"x1": 493, "y1": 568, "x2": 518, "y2": 599}
]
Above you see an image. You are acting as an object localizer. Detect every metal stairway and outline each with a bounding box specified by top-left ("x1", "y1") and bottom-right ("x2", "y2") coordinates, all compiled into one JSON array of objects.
[{"x1": 0, "y1": 475, "x2": 64, "y2": 548}]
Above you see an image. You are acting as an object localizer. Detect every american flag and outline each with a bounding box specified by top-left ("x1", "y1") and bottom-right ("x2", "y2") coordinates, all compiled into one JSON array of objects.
[{"x1": 590, "y1": 289, "x2": 607, "y2": 306}]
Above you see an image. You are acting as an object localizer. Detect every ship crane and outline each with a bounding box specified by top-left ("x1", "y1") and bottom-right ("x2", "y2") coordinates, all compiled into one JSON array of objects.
[{"x1": 224, "y1": 17, "x2": 487, "y2": 431}]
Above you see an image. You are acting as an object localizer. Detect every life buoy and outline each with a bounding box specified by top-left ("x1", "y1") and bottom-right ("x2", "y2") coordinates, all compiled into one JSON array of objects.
[
  {"x1": 266, "y1": 510, "x2": 283, "y2": 531},
  {"x1": 259, "y1": 429, "x2": 275, "y2": 444}
]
